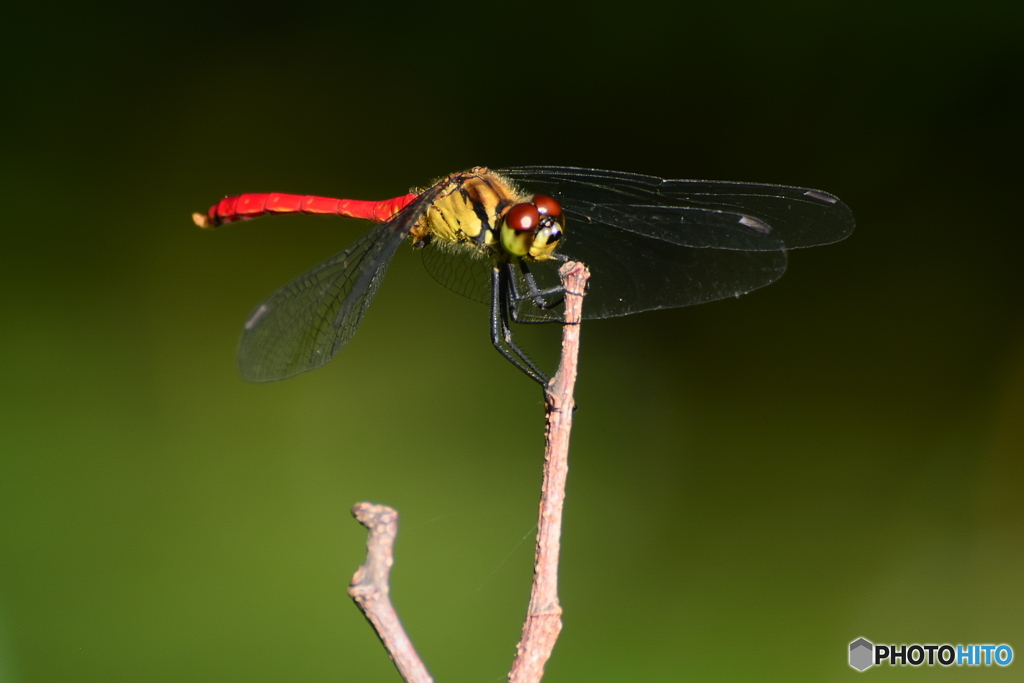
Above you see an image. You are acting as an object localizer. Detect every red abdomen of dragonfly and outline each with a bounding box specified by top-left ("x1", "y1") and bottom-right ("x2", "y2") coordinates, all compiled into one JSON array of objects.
[{"x1": 192, "y1": 192, "x2": 418, "y2": 229}]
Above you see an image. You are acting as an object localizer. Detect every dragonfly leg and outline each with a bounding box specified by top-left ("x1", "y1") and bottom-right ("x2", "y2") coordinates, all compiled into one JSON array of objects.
[
  {"x1": 490, "y1": 265, "x2": 549, "y2": 385},
  {"x1": 504, "y1": 259, "x2": 566, "y2": 325}
]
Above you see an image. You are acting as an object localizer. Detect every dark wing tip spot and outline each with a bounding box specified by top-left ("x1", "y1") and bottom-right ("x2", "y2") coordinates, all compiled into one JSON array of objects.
[
  {"x1": 739, "y1": 215, "x2": 771, "y2": 233},
  {"x1": 803, "y1": 189, "x2": 839, "y2": 205}
]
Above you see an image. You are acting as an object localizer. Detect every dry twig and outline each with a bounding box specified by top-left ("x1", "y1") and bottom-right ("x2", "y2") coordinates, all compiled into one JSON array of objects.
[
  {"x1": 348, "y1": 503, "x2": 433, "y2": 683},
  {"x1": 348, "y1": 262, "x2": 590, "y2": 683},
  {"x1": 508, "y1": 261, "x2": 589, "y2": 682}
]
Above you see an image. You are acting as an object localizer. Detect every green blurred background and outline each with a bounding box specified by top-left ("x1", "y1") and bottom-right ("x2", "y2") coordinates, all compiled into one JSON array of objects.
[{"x1": 2, "y1": 1, "x2": 1022, "y2": 681}]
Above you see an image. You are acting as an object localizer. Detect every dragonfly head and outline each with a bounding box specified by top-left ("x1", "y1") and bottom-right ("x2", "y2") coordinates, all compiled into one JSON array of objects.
[{"x1": 499, "y1": 194, "x2": 565, "y2": 261}]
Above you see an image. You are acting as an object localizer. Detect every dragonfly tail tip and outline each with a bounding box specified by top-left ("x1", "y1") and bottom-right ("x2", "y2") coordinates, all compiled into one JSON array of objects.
[{"x1": 192, "y1": 212, "x2": 213, "y2": 229}]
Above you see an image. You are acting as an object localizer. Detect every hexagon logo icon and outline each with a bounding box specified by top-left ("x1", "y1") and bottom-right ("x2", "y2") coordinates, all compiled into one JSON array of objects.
[{"x1": 850, "y1": 638, "x2": 874, "y2": 671}]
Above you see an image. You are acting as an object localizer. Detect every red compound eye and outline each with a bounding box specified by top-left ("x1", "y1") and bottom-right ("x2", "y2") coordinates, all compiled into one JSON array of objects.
[
  {"x1": 532, "y1": 194, "x2": 562, "y2": 218},
  {"x1": 506, "y1": 203, "x2": 540, "y2": 232}
]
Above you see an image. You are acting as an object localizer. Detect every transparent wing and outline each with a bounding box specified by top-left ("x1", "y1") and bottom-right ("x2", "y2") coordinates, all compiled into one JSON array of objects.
[
  {"x1": 237, "y1": 189, "x2": 441, "y2": 382},
  {"x1": 497, "y1": 166, "x2": 852, "y2": 320},
  {"x1": 504, "y1": 229, "x2": 788, "y2": 322},
  {"x1": 419, "y1": 241, "x2": 493, "y2": 307},
  {"x1": 499, "y1": 166, "x2": 854, "y2": 250}
]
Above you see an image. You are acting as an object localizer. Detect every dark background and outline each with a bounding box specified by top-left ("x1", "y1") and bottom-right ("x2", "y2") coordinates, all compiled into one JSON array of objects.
[{"x1": 2, "y1": 1, "x2": 1022, "y2": 681}]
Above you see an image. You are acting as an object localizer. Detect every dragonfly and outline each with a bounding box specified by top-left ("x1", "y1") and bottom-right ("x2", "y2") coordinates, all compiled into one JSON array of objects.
[{"x1": 194, "y1": 166, "x2": 854, "y2": 385}]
